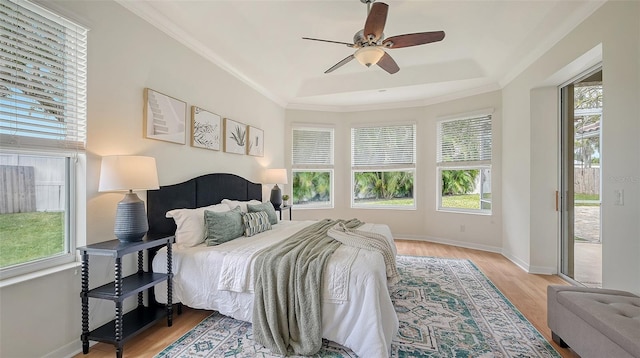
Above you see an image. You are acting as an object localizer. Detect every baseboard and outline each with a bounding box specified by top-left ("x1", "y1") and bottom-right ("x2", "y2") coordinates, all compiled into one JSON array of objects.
[
  {"x1": 397, "y1": 235, "x2": 558, "y2": 275},
  {"x1": 501, "y1": 251, "x2": 557, "y2": 275},
  {"x1": 528, "y1": 265, "x2": 558, "y2": 275},
  {"x1": 397, "y1": 235, "x2": 503, "y2": 254},
  {"x1": 501, "y1": 250, "x2": 530, "y2": 272},
  {"x1": 45, "y1": 339, "x2": 97, "y2": 358}
]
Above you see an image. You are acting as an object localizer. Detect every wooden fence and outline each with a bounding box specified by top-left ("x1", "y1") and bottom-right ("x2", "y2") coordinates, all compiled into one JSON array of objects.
[
  {"x1": 0, "y1": 155, "x2": 66, "y2": 214},
  {"x1": 574, "y1": 167, "x2": 600, "y2": 195},
  {"x1": 0, "y1": 165, "x2": 37, "y2": 214}
]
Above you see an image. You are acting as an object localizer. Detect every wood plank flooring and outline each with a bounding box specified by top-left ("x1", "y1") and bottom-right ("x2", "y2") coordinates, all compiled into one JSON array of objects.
[{"x1": 75, "y1": 239, "x2": 579, "y2": 358}]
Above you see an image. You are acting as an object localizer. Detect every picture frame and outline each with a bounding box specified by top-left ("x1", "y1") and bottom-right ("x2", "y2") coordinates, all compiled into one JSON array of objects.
[
  {"x1": 247, "y1": 126, "x2": 264, "y2": 157},
  {"x1": 223, "y1": 118, "x2": 247, "y2": 155},
  {"x1": 191, "y1": 106, "x2": 221, "y2": 151},
  {"x1": 143, "y1": 88, "x2": 186, "y2": 145}
]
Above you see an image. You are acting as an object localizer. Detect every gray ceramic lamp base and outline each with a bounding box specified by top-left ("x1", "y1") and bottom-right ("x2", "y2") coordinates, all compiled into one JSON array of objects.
[
  {"x1": 114, "y1": 192, "x2": 148, "y2": 242},
  {"x1": 270, "y1": 184, "x2": 282, "y2": 209}
]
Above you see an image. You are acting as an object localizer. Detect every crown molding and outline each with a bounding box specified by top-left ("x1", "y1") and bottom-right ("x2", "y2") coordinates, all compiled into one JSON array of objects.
[{"x1": 115, "y1": 0, "x2": 288, "y2": 108}]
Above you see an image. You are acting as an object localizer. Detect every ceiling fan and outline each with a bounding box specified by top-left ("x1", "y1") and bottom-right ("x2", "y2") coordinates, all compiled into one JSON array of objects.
[{"x1": 303, "y1": 0, "x2": 445, "y2": 74}]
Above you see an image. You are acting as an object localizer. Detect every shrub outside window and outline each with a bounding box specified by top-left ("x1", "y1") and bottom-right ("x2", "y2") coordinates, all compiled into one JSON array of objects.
[{"x1": 292, "y1": 170, "x2": 332, "y2": 207}]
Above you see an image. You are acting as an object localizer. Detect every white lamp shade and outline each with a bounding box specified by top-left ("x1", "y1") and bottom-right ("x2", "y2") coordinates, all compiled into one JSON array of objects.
[
  {"x1": 99, "y1": 155, "x2": 159, "y2": 192},
  {"x1": 264, "y1": 168, "x2": 288, "y2": 185},
  {"x1": 354, "y1": 46, "x2": 385, "y2": 67}
]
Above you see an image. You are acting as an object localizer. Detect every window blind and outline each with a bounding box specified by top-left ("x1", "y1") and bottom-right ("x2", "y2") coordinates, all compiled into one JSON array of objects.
[
  {"x1": 437, "y1": 115, "x2": 492, "y2": 164},
  {"x1": 0, "y1": 0, "x2": 87, "y2": 150},
  {"x1": 292, "y1": 127, "x2": 334, "y2": 166},
  {"x1": 351, "y1": 124, "x2": 416, "y2": 168}
]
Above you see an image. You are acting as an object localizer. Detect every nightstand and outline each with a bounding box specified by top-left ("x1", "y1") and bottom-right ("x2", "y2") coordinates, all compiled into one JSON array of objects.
[
  {"x1": 78, "y1": 236, "x2": 174, "y2": 358},
  {"x1": 276, "y1": 205, "x2": 292, "y2": 220}
]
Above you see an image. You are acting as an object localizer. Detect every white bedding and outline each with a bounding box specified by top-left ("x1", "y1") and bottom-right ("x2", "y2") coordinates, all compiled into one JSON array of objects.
[{"x1": 152, "y1": 220, "x2": 399, "y2": 357}]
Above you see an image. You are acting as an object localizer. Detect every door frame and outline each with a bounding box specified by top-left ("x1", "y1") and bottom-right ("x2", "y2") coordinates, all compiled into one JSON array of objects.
[{"x1": 557, "y1": 64, "x2": 602, "y2": 284}]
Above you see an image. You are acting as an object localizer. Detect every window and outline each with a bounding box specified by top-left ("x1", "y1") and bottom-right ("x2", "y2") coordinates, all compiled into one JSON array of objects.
[
  {"x1": 291, "y1": 126, "x2": 334, "y2": 208},
  {"x1": 437, "y1": 113, "x2": 492, "y2": 214},
  {"x1": 351, "y1": 124, "x2": 416, "y2": 209},
  {"x1": 0, "y1": 0, "x2": 87, "y2": 279}
]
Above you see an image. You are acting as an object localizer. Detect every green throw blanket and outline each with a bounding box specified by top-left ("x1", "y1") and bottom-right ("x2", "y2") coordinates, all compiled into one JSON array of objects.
[{"x1": 252, "y1": 218, "x2": 363, "y2": 356}]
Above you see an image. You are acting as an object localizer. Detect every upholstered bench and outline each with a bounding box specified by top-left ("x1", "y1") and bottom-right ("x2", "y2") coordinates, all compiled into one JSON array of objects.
[{"x1": 547, "y1": 285, "x2": 640, "y2": 358}]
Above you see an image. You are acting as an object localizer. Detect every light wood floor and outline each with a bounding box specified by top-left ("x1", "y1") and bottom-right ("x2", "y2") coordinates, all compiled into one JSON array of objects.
[{"x1": 75, "y1": 240, "x2": 579, "y2": 358}]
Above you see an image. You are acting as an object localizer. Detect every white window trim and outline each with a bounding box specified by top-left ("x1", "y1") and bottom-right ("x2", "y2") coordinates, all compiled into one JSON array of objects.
[
  {"x1": 436, "y1": 111, "x2": 493, "y2": 215},
  {"x1": 0, "y1": 149, "x2": 78, "y2": 281},
  {"x1": 0, "y1": 0, "x2": 86, "y2": 281}
]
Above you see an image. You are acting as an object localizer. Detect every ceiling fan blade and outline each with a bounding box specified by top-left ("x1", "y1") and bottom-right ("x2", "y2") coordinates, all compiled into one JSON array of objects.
[
  {"x1": 325, "y1": 54, "x2": 355, "y2": 73},
  {"x1": 363, "y1": 2, "x2": 388, "y2": 43},
  {"x1": 302, "y1": 37, "x2": 354, "y2": 47},
  {"x1": 383, "y1": 31, "x2": 446, "y2": 49},
  {"x1": 377, "y1": 52, "x2": 399, "y2": 74}
]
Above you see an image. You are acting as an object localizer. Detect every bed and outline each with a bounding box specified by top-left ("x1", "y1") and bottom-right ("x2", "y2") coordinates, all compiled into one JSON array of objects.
[{"x1": 147, "y1": 173, "x2": 398, "y2": 357}]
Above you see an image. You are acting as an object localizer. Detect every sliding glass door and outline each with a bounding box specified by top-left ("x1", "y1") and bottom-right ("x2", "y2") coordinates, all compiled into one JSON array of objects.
[{"x1": 559, "y1": 68, "x2": 602, "y2": 287}]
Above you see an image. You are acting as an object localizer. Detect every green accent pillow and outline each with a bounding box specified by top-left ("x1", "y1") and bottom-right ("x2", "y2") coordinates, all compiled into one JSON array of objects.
[
  {"x1": 247, "y1": 201, "x2": 278, "y2": 225},
  {"x1": 204, "y1": 206, "x2": 244, "y2": 246},
  {"x1": 242, "y1": 211, "x2": 272, "y2": 237}
]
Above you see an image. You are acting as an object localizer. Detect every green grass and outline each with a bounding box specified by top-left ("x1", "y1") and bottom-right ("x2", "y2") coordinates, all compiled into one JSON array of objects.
[
  {"x1": 0, "y1": 212, "x2": 64, "y2": 268},
  {"x1": 356, "y1": 195, "x2": 481, "y2": 208},
  {"x1": 575, "y1": 193, "x2": 600, "y2": 207},
  {"x1": 442, "y1": 194, "x2": 481, "y2": 209},
  {"x1": 575, "y1": 193, "x2": 599, "y2": 201},
  {"x1": 356, "y1": 198, "x2": 414, "y2": 206}
]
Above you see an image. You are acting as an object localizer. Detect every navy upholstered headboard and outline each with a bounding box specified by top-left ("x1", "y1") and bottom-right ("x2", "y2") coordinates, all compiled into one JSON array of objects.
[{"x1": 146, "y1": 173, "x2": 262, "y2": 239}]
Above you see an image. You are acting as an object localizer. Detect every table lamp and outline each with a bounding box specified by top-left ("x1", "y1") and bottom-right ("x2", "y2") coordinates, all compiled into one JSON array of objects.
[
  {"x1": 99, "y1": 155, "x2": 159, "y2": 242},
  {"x1": 264, "y1": 168, "x2": 288, "y2": 209}
]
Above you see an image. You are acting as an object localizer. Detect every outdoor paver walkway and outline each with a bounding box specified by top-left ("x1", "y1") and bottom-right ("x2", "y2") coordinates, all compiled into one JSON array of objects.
[
  {"x1": 574, "y1": 206, "x2": 602, "y2": 287},
  {"x1": 575, "y1": 206, "x2": 600, "y2": 242}
]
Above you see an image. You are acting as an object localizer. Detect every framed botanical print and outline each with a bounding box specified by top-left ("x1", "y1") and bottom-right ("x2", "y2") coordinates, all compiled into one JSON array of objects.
[
  {"x1": 191, "y1": 106, "x2": 221, "y2": 150},
  {"x1": 247, "y1": 126, "x2": 264, "y2": 157},
  {"x1": 143, "y1": 88, "x2": 186, "y2": 144},
  {"x1": 223, "y1": 118, "x2": 247, "y2": 154}
]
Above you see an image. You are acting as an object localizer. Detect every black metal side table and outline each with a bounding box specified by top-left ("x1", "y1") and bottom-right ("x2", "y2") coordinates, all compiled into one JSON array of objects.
[
  {"x1": 78, "y1": 236, "x2": 173, "y2": 358},
  {"x1": 275, "y1": 205, "x2": 292, "y2": 220}
]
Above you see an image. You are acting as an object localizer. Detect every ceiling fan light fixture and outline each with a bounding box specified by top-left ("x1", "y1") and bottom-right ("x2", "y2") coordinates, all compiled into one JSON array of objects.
[{"x1": 354, "y1": 46, "x2": 384, "y2": 67}]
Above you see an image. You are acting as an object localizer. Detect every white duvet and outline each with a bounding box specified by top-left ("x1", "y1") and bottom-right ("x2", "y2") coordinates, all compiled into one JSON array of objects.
[{"x1": 152, "y1": 220, "x2": 399, "y2": 357}]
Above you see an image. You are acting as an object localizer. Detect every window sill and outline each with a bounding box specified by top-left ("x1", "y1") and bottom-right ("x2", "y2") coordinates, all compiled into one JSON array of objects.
[
  {"x1": 437, "y1": 208, "x2": 492, "y2": 216},
  {"x1": 0, "y1": 261, "x2": 80, "y2": 288},
  {"x1": 352, "y1": 206, "x2": 417, "y2": 210}
]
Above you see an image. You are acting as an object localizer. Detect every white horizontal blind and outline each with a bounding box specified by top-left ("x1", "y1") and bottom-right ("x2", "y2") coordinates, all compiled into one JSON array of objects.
[
  {"x1": 292, "y1": 127, "x2": 334, "y2": 167},
  {"x1": 437, "y1": 115, "x2": 492, "y2": 164},
  {"x1": 0, "y1": 0, "x2": 87, "y2": 150},
  {"x1": 352, "y1": 124, "x2": 415, "y2": 168}
]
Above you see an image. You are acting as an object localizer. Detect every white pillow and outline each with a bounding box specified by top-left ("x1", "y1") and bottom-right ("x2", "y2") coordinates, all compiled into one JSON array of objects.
[
  {"x1": 221, "y1": 199, "x2": 261, "y2": 213},
  {"x1": 166, "y1": 203, "x2": 229, "y2": 247}
]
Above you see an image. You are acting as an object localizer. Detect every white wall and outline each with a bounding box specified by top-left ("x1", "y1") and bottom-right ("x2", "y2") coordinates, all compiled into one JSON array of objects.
[
  {"x1": 285, "y1": 91, "x2": 503, "y2": 253},
  {"x1": 0, "y1": 1, "x2": 285, "y2": 357},
  {"x1": 502, "y1": 1, "x2": 640, "y2": 291},
  {"x1": 1, "y1": 1, "x2": 638, "y2": 357}
]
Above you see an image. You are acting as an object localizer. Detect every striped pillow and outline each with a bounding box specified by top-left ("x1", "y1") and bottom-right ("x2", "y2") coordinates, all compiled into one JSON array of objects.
[{"x1": 242, "y1": 211, "x2": 272, "y2": 237}]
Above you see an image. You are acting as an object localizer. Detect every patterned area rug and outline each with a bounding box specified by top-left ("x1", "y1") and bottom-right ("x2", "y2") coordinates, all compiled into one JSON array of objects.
[{"x1": 155, "y1": 256, "x2": 560, "y2": 358}]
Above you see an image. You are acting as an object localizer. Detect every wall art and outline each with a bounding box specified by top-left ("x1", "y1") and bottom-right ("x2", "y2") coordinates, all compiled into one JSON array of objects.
[
  {"x1": 191, "y1": 106, "x2": 221, "y2": 150},
  {"x1": 247, "y1": 126, "x2": 264, "y2": 157},
  {"x1": 143, "y1": 88, "x2": 186, "y2": 144},
  {"x1": 223, "y1": 118, "x2": 247, "y2": 154}
]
